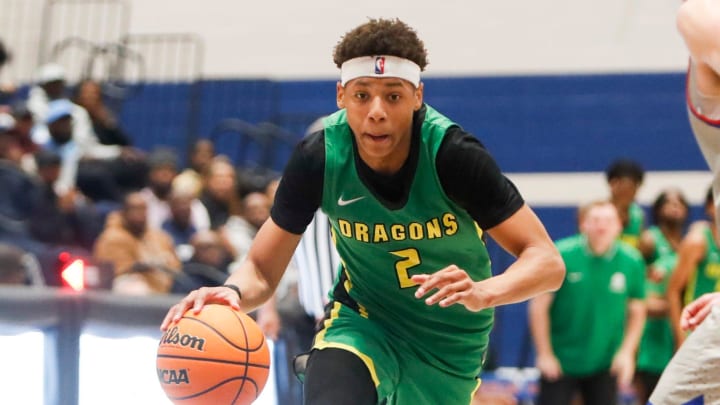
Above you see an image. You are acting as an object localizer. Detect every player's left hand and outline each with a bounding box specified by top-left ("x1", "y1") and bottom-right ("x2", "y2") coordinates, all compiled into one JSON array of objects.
[
  {"x1": 412, "y1": 265, "x2": 489, "y2": 312},
  {"x1": 610, "y1": 349, "x2": 635, "y2": 387}
]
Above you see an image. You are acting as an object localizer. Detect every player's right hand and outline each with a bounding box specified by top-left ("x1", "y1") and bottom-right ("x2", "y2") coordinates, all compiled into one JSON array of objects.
[
  {"x1": 680, "y1": 292, "x2": 720, "y2": 331},
  {"x1": 160, "y1": 286, "x2": 242, "y2": 331},
  {"x1": 536, "y1": 353, "x2": 563, "y2": 381}
]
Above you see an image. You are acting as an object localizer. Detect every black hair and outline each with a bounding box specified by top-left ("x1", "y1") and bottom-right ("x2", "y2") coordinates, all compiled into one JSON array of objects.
[
  {"x1": 333, "y1": 18, "x2": 428, "y2": 70},
  {"x1": 651, "y1": 189, "x2": 689, "y2": 225},
  {"x1": 605, "y1": 158, "x2": 644, "y2": 183}
]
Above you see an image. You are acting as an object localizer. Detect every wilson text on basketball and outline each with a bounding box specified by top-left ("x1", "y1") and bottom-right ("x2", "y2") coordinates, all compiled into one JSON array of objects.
[{"x1": 159, "y1": 327, "x2": 206, "y2": 351}]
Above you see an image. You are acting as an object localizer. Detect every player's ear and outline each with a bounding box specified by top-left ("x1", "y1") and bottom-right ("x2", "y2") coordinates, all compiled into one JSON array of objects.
[
  {"x1": 336, "y1": 82, "x2": 345, "y2": 109},
  {"x1": 414, "y1": 82, "x2": 424, "y2": 111}
]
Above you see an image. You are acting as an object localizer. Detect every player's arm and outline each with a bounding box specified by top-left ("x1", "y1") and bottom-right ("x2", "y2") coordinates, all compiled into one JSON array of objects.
[
  {"x1": 413, "y1": 130, "x2": 565, "y2": 311},
  {"x1": 611, "y1": 298, "x2": 646, "y2": 386},
  {"x1": 225, "y1": 220, "x2": 302, "y2": 312},
  {"x1": 479, "y1": 205, "x2": 565, "y2": 306},
  {"x1": 667, "y1": 223, "x2": 707, "y2": 347},
  {"x1": 637, "y1": 229, "x2": 655, "y2": 262},
  {"x1": 681, "y1": 291, "x2": 720, "y2": 330},
  {"x1": 528, "y1": 292, "x2": 563, "y2": 381},
  {"x1": 677, "y1": 0, "x2": 720, "y2": 96},
  {"x1": 161, "y1": 133, "x2": 324, "y2": 330}
]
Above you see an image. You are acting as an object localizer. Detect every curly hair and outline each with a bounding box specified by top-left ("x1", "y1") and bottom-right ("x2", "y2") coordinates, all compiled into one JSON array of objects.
[{"x1": 333, "y1": 18, "x2": 428, "y2": 70}]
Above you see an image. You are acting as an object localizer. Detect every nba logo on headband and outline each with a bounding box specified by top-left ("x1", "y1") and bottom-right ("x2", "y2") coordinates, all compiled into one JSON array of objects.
[{"x1": 375, "y1": 56, "x2": 385, "y2": 74}]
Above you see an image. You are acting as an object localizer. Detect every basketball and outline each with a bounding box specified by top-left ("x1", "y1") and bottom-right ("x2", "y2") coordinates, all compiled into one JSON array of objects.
[{"x1": 156, "y1": 304, "x2": 271, "y2": 405}]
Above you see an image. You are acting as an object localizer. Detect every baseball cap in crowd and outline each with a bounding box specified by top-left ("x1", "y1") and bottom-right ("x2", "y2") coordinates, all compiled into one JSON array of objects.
[
  {"x1": 148, "y1": 147, "x2": 179, "y2": 170},
  {"x1": 36, "y1": 63, "x2": 66, "y2": 84},
  {"x1": 34, "y1": 149, "x2": 62, "y2": 168},
  {"x1": 45, "y1": 99, "x2": 74, "y2": 125}
]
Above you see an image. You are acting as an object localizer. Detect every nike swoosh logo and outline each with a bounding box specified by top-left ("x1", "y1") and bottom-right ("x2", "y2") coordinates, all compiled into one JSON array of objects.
[{"x1": 338, "y1": 195, "x2": 366, "y2": 206}]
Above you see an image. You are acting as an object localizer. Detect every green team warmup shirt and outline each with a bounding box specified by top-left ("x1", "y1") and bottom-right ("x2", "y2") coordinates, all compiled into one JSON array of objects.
[
  {"x1": 685, "y1": 224, "x2": 720, "y2": 305},
  {"x1": 320, "y1": 106, "x2": 494, "y2": 378},
  {"x1": 551, "y1": 235, "x2": 646, "y2": 376},
  {"x1": 620, "y1": 202, "x2": 645, "y2": 249}
]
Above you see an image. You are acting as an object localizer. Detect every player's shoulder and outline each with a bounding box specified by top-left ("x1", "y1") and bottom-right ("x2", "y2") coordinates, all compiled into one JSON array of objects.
[
  {"x1": 686, "y1": 220, "x2": 711, "y2": 244},
  {"x1": 615, "y1": 241, "x2": 645, "y2": 263},
  {"x1": 555, "y1": 234, "x2": 584, "y2": 252}
]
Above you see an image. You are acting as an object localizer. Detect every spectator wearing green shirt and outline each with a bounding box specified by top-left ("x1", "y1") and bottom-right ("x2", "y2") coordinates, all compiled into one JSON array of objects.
[
  {"x1": 634, "y1": 189, "x2": 689, "y2": 403},
  {"x1": 529, "y1": 200, "x2": 646, "y2": 405}
]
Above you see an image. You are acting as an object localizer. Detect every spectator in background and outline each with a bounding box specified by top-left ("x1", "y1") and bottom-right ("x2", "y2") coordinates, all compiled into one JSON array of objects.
[
  {"x1": 667, "y1": 188, "x2": 720, "y2": 348},
  {"x1": 93, "y1": 191, "x2": 180, "y2": 294},
  {"x1": 529, "y1": 200, "x2": 646, "y2": 405},
  {"x1": 0, "y1": 131, "x2": 41, "y2": 241},
  {"x1": 0, "y1": 39, "x2": 16, "y2": 105},
  {"x1": 73, "y1": 79, "x2": 131, "y2": 146},
  {"x1": 200, "y1": 156, "x2": 238, "y2": 229},
  {"x1": 162, "y1": 188, "x2": 199, "y2": 261},
  {"x1": 8, "y1": 101, "x2": 39, "y2": 174},
  {"x1": 174, "y1": 139, "x2": 215, "y2": 198},
  {"x1": 0, "y1": 243, "x2": 30, "y2": 285},
  {"x1": 28, "y1": 149, "x2": 100, "y2": 251},
  {"x1": 140, "y1": 147, "x2": 210, "y2": 231},
  {"x1": 606, "y1": 158, "x2": 646, "y2": 249},
  {"x1": 171, "y1": 230, "x2": 232, "y2": 294},
  {"x1": 634, "y1": 188, "x2": 689, "y2": 403},
  {"x1": 223, "y1": 191, "x2": 271, "y2": 260},
  {"x1": 28, "y1": 64, "x2": 147, "y2": 199}
]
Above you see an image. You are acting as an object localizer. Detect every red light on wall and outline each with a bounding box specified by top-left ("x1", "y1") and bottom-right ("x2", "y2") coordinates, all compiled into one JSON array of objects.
[{"x1": 61, "y1": 259, "x2": 85, "y2": 291}]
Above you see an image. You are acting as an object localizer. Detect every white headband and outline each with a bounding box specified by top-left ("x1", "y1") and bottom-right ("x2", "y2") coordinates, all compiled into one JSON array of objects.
[{"x1": 340, "y1": 55, "x2": 421, "y2": 87}]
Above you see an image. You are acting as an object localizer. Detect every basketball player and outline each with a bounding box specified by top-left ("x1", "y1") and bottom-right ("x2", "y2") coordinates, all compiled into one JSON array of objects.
[
  {"x1": 162, "y1": 18, "x2": 565, "y2": 405},
  {"x1": 666, "y1": 189, "x2": 719, "y2": 348},
  {"x1": 647, "y1": 1, "x2": 720, "y2": 403},
  {"x1": 634, "y1": 189, "x2": 689, "y2": 403},
  {"x1": 605, "y1": 159, "x2": 645, "y2": 249}
]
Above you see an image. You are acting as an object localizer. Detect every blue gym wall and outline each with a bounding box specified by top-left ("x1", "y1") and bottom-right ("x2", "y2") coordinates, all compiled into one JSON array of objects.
[{"x1": 118, "y1": 72, "x2": 702, "y2": 367}]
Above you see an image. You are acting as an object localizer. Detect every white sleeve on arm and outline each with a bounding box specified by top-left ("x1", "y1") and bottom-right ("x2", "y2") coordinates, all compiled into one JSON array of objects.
[
  {"x1": 649, "y1": 305, "x2": 720, "y2": 404},
  {"x1": 293, "y1": 210, "x2": 341, "y2": 319}
]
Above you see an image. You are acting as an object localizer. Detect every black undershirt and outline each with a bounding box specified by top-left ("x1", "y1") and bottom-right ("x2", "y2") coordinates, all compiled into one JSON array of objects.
[{"x1": 271, "y1": 105, "x2": 524, "y2": 235}]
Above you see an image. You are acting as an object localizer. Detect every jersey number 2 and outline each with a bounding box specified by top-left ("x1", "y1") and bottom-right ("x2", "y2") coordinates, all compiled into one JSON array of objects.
[{"x1": 390, "y1": 248, "x2": 421, "y2": 288}]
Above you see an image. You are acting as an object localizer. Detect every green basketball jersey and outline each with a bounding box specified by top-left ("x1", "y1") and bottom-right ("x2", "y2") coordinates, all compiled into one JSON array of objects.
[
  {"x1": 645, "y1": 226, "x2": 675, "y2": 264},
  {"x1": 637, "y1": 254, "x2": 677, "y2": 374},
  {"x1": 551, "y1": 235, "x2": 646, "y2": 376},
  {"x1": 684, "y1": 224, "x2": 720, "y2": 305},
  {"x1": 620, "y1": 202, "x2": 645, "y2": 248},
  {"x1": 320, "y1": 106, "x2": 493, "y2": 377}
]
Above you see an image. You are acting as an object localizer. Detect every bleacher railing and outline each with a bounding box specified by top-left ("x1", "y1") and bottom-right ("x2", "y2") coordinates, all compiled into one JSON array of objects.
[{"x1": 0, "y1": 286, "x2": 177, "y2": 405}]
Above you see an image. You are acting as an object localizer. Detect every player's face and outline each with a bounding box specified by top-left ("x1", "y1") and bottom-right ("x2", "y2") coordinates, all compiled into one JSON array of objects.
[
  {"x1": 581, "y1": 204, "x2": 622, "y2": 251},
  {"x1": 659, "y1": 191, "x2": 688, "y2": 224},
  {"x1": 337, "y1": 77, "x2": 423, "y2": 173},
  {"x1": 609, "y1": 177, "x2": 640, "y2": 206}
]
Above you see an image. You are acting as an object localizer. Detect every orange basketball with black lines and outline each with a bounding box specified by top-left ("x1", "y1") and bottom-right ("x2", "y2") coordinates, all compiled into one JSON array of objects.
[{"x1": 156, "y1": 304, "x2": 270, "y2": 405}]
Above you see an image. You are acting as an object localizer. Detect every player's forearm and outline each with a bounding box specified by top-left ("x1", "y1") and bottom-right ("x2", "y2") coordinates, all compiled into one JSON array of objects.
[
  {"x1": 528, "y1": 295, "x2": 555, "y2": 357},
  {"x1": 481, "y1": 245, "x2": 564, "y2": 307},
  {"x1": 646, "y1": 295, "x2": 669, "y2": 318},
  {"x1": 668, "y1": 289, "x2": 686, "y2": 345},
  {"x1": 618, "y1": 300, "x2": 646, "y2": 355},
  {"x1": 225, "y1": 260, "x2": 275, "y2": 312}
]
